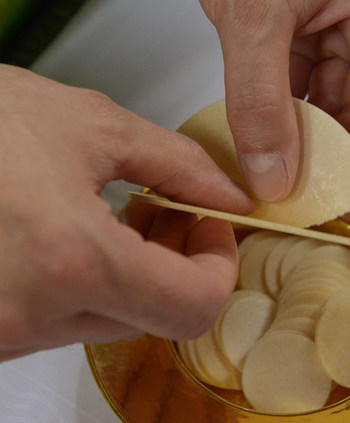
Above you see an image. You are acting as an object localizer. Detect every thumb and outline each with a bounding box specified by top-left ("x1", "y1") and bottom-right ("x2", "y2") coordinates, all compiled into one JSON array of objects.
[{"x1": 214, "y1": 2, "x2": 300, "y2": 202}]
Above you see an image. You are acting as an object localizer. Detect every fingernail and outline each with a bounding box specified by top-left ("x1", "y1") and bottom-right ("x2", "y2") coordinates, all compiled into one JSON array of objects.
[{"x1": 241, "y1": 153, "x2": 288, "y2": 202}]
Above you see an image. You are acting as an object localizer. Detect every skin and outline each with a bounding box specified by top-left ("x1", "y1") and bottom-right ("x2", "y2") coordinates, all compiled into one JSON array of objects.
[
  {"x1": 199, "y1": 0, "x2": 350, "y2": 202},
  {"x1": 0, "y1": 65, "x2": 253, "y2": 361},
  {"x1": 2, "y1": 0, "x2": 350, "y2": 361}
]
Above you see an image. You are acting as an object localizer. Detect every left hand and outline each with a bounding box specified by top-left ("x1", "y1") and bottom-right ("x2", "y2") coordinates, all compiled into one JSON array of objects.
[{"x1": 199, "y1": 0, "x2": 350, "y2": 202}]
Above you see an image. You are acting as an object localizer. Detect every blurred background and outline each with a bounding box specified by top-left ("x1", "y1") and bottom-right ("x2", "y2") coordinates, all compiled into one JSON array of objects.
[{"x1": 0, "y1": 0, "x2": 225, "y2": 421}]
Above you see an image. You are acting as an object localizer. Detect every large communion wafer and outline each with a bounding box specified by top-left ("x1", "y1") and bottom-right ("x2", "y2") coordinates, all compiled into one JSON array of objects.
[{"x1": 177, "y1": 98, "x2": 350, "y2": 228}]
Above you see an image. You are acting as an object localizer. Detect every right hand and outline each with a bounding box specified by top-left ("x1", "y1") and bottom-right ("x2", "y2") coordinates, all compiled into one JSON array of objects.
[{"x1": 0, "y1": 64, "x2": 253, "y2": 361}]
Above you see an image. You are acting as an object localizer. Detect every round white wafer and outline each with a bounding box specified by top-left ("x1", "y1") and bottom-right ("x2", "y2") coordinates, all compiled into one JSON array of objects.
[
  {"x1": 295, "y1": 245, "x2": 350, "y2": 272},
  {"x1": 279, "y1": 277, "x2": 344, "y2": 303},
  {"x1": 195, "y1": 329, "x2": 242, "y2": 389},
  {"x1": 218, "y1": 291, "x2": 275, "y2": 371},
  {"x1": 264, "y1": 235, "x2": 299, "y2": 298},
  {"x1": 269, "y1": 317, "x2": 316, "y2": 339},
  {"x1": 290, "y1": 257, "x2": 350, "y2": 280},
  {"x1": 315, "y1": 287, "x2": 350, "y2": 387},
  {"x1": 283, "y1": 266, "x2": 350, "y2": 290},
  {"x1": 177, "y1": 340, "x2": 213, "y2": 385},
  {"x1": 238, "y1": 230, "x2": 275, "y2": 261},
  {"x1": 278, "y1": 287, "x2": 333, "y2": 311},
  {"x1": 242, "y1": 330, "x2": 332, "y2": 414},
  {"x1": 280, "y1": 238, "x2": 324, "y2": 283},
  {"x1": 213, "y1": 289, "x2": 262, "y2": 344},
  {"x1": 239, "y1": 234, "x2": 284, "y2": 294},
  {"x1": 177, "y1": 341, "x2": 191, "y2": 367},
  {"x1": 275, "y1": 303, "x2": 321, "y2": 322}
]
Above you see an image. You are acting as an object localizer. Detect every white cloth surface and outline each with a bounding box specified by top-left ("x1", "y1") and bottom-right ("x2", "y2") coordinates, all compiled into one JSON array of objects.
[{"x1": 0, "y1": 0, "x2": 225, "y2": 421}]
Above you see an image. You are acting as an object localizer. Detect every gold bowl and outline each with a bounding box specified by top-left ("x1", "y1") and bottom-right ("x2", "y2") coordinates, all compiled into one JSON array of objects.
[{"x1": 85, "y1": 219, "x2": 350, "y2": 423}]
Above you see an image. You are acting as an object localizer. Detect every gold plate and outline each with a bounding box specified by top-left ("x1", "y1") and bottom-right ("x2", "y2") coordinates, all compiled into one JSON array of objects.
[{"x1": 85, "y1": 220, "x2": 350, "y2": 423}]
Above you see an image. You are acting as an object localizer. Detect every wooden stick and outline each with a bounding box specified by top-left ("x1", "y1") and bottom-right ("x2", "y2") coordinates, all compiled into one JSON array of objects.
[{"x1": 127, "y1": 192, "x2": 350, "y2": 247}]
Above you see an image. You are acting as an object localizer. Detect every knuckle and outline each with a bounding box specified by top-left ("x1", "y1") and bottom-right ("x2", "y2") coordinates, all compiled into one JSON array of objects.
[
  {"x1": 72, "y1": 87, "x2": 128, "y2": 167},
  {"x1": 80, "y1": 88, "x2": 123, "y2": 119},
  {"x1": 226, "y1": 87, "x2": 288, "y2": 146},
  {"x1": 228, "y1": 85, "x2": 285, "y2": 117},
  {"x1": 232, "y1": 0, "x2": 292, "y2": 30},
  {"x1": 214, "y1": 0, "x2": 282, "y2": 31},
  {"x1": 235, "y1": 0, "x2": 271, "y2": 26}
]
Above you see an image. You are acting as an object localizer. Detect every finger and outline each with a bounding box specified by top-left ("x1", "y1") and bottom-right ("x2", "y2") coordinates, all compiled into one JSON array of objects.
[
  {"x1": 118, "y1": 200, "x2": 163, "y2": 237},
  {"x1": 335, "y1": 109, "x2": 350, "y2": 133},
  {"x1": 185, "y1": 217, "x2": 238, "y2": 300},
  {"x1": 308, "y1": 58, "x2": 349, "y2": 116},
  {"x1": 61, "y1": 313, "x2": 143, "y2": 344},
  {"x1": 146, "y1": 209, "x2": 198, "y2": 252},
  {"x1": 120, "y1": 112, "x2": 254, "y2": 214},
  {"x1": 214, "y1": 2, "x2": 300, "y2": 202},
  {"x1": 0, "y1": 348, "x2": 41, "y2": 362},
  {"x1": 186, "y1": 217, "x2": 238, "y2": 266},
  {"x1": 318, "y1": 23, "x2": 350, "y2": 63},
  {"x1": 289, "y1": 51, "x2": 314, "y2": 99},
  {"x1": 23, "y1": 313, "x2": 143, "y2": 348},
  {"x1": 290, "y1": 34, "x2": 319, "y2": 99},
  {"x1": 91, "y1": 218, "x2": 238, "y2": 340},
  {"x1": 334, "y1": 67, "x2": 350, "y2": 131},
  {"x1": 91, "y1": 105, "x2": 254, "y2": 215}
]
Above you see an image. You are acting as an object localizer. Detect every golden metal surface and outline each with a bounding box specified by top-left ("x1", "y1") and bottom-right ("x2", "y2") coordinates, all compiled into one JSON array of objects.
[
  {"x1": 85, "y1": 334, "x2": 350, "y2": 423},
  {"x1": 85, "y1": 219, "x2": 350, "y2": 423}
]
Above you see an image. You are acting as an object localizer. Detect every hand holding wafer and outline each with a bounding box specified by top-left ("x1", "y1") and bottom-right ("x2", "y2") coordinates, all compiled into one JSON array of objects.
[{"x1": 199, "y1": 0, "x2": 350, "y2": 203}]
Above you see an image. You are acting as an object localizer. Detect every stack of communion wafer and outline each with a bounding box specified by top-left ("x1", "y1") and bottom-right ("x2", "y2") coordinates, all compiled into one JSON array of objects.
[
  {"x1": 168, "y1": 97, "x2": 350, "y2": 415},
  {"x1": 177, "y1": 230, "x2": 350, "y2": 414}
]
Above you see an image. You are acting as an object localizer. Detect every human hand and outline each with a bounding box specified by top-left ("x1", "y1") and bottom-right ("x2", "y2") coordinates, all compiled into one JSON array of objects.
[
  {"x1": 199, "y1": 0, "x2": 350, "y2": 201},
  {"x1": 0, "y1": 65, "x2": 253, "y2": 361}
]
